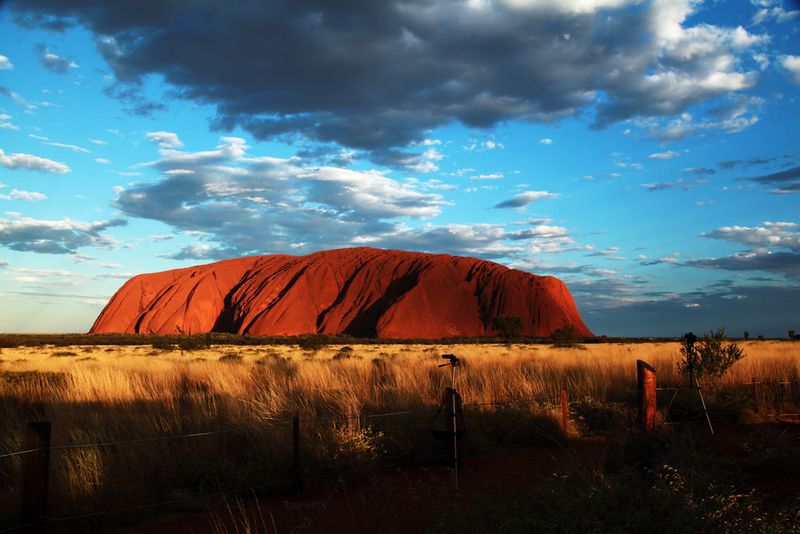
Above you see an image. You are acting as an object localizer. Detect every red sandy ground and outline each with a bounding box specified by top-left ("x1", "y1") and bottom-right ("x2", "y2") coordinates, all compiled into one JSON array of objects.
[
  {"x1": 137, "y1": 421, "x2": 800, "y2": 534},
  {"x1": 140, "y1": 441, "x2": 604, "y2": 534}
]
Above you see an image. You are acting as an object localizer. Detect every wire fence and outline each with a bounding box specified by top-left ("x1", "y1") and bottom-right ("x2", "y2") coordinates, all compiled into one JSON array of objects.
[
  {"x1": 2, "y1": 380, "x2": 798, "y2": 459},
  {"x1": 1, "y1": 376, "x2": 799, "y2": 532}
]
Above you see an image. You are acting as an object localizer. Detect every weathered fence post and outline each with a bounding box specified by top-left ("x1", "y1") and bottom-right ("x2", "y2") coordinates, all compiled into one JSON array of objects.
[
  {"x1": 292, "y1": 414, "x2": 301, "y2": 496},
  {"x1": 752, "y1": 377, "x2": 760, "y2": 413},
  {"x1": 561, "y1": 388, "x2": 568, "y2": 434},
  {"x1": 636, "y1": 361, "x2": 657, "y2": 432},
  {"x1": 22, "y1": 421, "x2": 51, "y2": 533}
]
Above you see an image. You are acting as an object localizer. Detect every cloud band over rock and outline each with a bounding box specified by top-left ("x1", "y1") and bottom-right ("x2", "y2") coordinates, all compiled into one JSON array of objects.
[{"x1": 113, "y1": 136, "x2": 574, "y2": 259}]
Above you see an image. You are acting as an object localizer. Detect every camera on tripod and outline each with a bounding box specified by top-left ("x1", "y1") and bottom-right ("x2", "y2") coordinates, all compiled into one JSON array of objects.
[{"x1": 440, "y1": 353, "x2": 459, "y2": 367}]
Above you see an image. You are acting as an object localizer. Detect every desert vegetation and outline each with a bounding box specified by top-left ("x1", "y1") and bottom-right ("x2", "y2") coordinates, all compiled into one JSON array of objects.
[{"x1": 1, "y1": 339, "x2": 798, "y2": 530}]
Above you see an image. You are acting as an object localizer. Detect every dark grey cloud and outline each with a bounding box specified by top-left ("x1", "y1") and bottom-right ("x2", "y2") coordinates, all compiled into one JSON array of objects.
[
  {"x1": 720, "y1": 157, "x2": 777, "y2": 169},
  {"x1": 740, "y1": 165, "x2": 800, "y2": 193},
  {"x1": 582, "y1": 284, "x2": 800, "y2": 338},
  {"x1": 687, "y1": 252, "x2": 800, "y2": 280},
  {"x1": 494, "y1": 191, "x2": 558, "y2": 209},
  {"x1": 6, "y1": 0, "x2": 766, "y2": 163},
  {"x1": 683, "y1": 221, "x2": 800, "y2": 279},
  {"x1": 640, "y1": 256, "x2": 681, "y2": 266},
  {"x1": 641, "y1": 178, "x2": 707, "y2": 192},
  {"x1": 684, "y1": 167, "x2": 715, "y2": 176},
  {"x1": 0, "y1": 217, "x2": 126, "y2": 254},
  {"x1": 584, "y1": 247, "x2": 621, "y2": 257}
]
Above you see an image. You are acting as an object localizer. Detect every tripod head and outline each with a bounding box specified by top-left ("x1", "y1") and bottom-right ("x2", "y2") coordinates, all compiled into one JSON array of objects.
[
  {"x1": 684, "y1": 332, "x2": 698, "y2": 388},
  {"x1": 684, "y1": 332, "x2": 697, "y2": 348},
  {"x1": 439, "y1": 353, "x2": 459, "y2": 367}
]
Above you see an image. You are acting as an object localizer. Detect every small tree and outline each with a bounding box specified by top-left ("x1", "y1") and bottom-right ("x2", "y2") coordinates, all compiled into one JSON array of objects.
[
  {"x1": 743, "y1": 330, "x2": 749, "y2": 341},
  {"x1": 297, "y1": 334, "x2": 330, "y2": 352},
  {"x1": 492, "y1": 316, "x2": 524, "y2": 344},
  {"x1": 550, "y1": 324, "x2": 580, "y2": 348},
  {"x1": 679, "y1": 327, "x2": 744, "y2": 382},
  {"x1": 789, "y1": 330, "x2": 796, "y2": 340}
]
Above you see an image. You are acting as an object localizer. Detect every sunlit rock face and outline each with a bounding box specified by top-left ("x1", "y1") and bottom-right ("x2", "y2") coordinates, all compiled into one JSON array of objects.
[{"x1": 90, "y1": 248, "x2": 593, "y2": 339}]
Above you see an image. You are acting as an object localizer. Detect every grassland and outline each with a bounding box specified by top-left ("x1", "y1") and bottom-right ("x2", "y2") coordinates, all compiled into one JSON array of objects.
[{"x1": 1, "y1": 340, "x2": 798, "y2": 530}]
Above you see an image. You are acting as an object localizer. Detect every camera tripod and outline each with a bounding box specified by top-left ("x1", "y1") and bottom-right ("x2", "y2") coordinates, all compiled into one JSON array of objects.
[
  {"x1": 666, "y1": 332, "x2": 714, "y2": 434},
  {"x1": 430, "y1": 353, "x2": 466, "y2": 490}
]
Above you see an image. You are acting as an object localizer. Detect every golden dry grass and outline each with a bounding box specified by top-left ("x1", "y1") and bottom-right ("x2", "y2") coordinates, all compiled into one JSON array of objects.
[{"x1": 1, "y1": 340, "x2": 798, "y2": 519}]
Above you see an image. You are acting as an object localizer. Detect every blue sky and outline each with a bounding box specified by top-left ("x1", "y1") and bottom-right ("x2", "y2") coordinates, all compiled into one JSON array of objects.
[{"x1": 0, "y1": 0, "x2": 798, "y2": 336}]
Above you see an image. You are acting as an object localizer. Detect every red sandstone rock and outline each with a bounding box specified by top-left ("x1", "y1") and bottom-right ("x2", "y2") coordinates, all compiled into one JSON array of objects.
[{"x1": 90, "y1": 248, "x2": 594, "y2": 339}]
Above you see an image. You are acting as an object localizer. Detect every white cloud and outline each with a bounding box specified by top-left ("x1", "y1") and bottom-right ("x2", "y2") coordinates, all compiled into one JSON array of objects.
[
  {"x1": 0, "y1": 87, "x2": 36, "y2": 110},
  {"x1": 0, "y1": 54, "x2": 13, "y2": 70},
  {"x1": 703, "y1": 221, "x2": 800, "y2": 251},
  {"x1": 0, "y1": 149, "x2": 70, "y2": 174},
  {"x1": 499, "y1": 0, "x2": 637, "y2": 14},
  {"x1": 111, "y1": 136, "x2": 585, "y2": 260},
  {"x1": 471, "y1": 173, "x2": 504, "y2": 180},
  {"x1": 0, "y1": 189, "x2": 48, "y2": 202},
  {"x1": 148, "y1": 234, "x2": 174, "y2": 242},
  {"x1": 649, "y1": 150, "x2": 679, "y2": 159},
  {"x1": 464, "y1": 139, "x2": 505, "y2": 152},
  {"x1": 90, "y1": 138, "x2": 108, "y2": 145},
  {"x1": 752, "y1": 4, "x2": 800, "y2": 24},
  {"x1": 45, "y1": 141, "x2": 91, "y2": 154},
  {"x1": 615, "y1": 161, "x2": 644, "y2": 170},
  {"x1": 0, "y1": 113, "x2": 18, "y2": 130},
  {"x1": 95, "y1": 158, "x2": 111, "y2": 164},
  {"x1": 38, "y1": 45, "x2": 79, "y2": 74},
  {"x1": 779, "y1": 55, "x2": 800, "y2": 85},
  {"x1": 0, "y1": 217, "x2": 126, "y2": 254},
  {"x1": 753, "y1": 53, "x2": 769, "y2": 70},
  {"x1": 410, "y1": 148, "x2": 443, "y2": 173},
  {"x1": 145, "y1": 131, "x2": 184, "y2": 149},
  {"x1": 115, "y1": 137, "x2": 452, "y2": 255},
  {"x1": 538, "y1": 137, "x2": 553, "y2": 145}
]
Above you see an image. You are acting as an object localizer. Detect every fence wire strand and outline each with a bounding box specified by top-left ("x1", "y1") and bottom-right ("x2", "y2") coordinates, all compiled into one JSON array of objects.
[
  {"x1": 0, "y1": 448, "x2": 40, "y2": 460},
  {"x1": 49, "y1": 428, "x2": 242, "y2": 451}
]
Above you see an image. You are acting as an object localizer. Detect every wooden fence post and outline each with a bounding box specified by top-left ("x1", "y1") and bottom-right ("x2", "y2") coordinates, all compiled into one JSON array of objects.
[
  {"x1": 561, "y1": 388, "x2": 568, "y2": 434},
  {"x1": 292, "y1": 414, "x2": 301, "y2": 496},
  {"x1": 22, "y1": 421, "x2": 51, "y2": 533},
  {"x1": 752, "y1": 377, "x2": 760, "y2": 413},
  {"x1": 636, "y1": 361, "x2": 657, "y2": 432}
]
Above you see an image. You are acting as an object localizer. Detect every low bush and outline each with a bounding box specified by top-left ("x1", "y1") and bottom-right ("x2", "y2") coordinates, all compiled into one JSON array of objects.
[
  {"x1": 679, "y1": 327, "x2": 745, "y2": 381},
  {"x1": 219, "y1": 352, "x2": 244, "y2": 363}
]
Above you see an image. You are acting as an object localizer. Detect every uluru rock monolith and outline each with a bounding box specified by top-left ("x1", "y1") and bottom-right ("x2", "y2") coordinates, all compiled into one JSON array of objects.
[{"x1": 90, "y1": 248, "x2": 593, "y2": 339}]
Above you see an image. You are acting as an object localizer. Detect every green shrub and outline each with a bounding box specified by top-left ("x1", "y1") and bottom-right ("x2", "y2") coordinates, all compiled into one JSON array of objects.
[
  {"x1": 177, "y1": 335, "x2": 209, "y2": 351},
  {"x1": 493, "y1": 316, "x2": 524, "y2": 344},
  {"x1": 50, "y1": 350, "x2": 78, "y2": 358},
  {"x1": 550, "y1": 324, "x2": 581, "y2": 348},
  {"x1": 332, "y1": 346, "x2": 355, "y2": 360},
  {"x1": 218, "y1": 352, "x2": 243, "y2": 363},
  {"x1": 150, "y1": 337, "x2": 175, "y2": 351},
  {"x1": 297, "y1": 334, "x2": 330, "y2": 352},
  {"x1": 679, "y1": 327, "x2": 744, "y2": 381}
]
